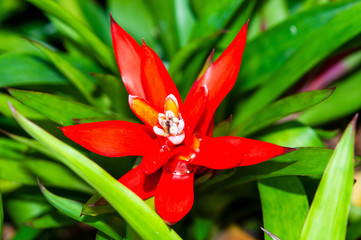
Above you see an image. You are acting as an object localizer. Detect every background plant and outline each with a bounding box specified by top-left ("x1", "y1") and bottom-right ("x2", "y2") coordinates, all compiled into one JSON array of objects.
[{"x1": 1, "y1": 0, "x2": 361, "y2": 239}]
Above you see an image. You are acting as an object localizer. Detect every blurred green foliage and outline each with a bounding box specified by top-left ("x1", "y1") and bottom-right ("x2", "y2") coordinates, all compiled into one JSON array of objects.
[{"x1": 1, "y1": 0, "x2": 361, "y2": 239}]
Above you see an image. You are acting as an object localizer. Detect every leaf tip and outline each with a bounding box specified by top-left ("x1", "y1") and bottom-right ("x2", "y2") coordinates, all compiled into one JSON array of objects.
[{"x1": 37, "y1": 178, "x2": 45, "y2": 192}]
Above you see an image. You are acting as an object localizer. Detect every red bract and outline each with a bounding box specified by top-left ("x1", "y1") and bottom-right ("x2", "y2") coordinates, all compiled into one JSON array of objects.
[{"x1": 61, "y1": 16, "x2": 291, "y2": 224}]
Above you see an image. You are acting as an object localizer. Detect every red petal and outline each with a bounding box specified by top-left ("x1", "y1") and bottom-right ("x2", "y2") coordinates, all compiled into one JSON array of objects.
[
  {"x1": 111, "y1": 15, "x2": 146, "y2": 99},
  {"x1": 155, "y1": 168, "x2": 195, "y2": 224},
  {"x1": 141, "y1": 42, "x2": 182, "y2": 111},
  {"x1": 118, "y1": 166, "x2": 161, "y2": 200},
  {"x1": 140, "y1": 139, "x2": 174, "y2": 174},
  {"x1": 187, "y1": 22, "x2": 248, "y2": 135},
  {"x1": 183, "y1": 85, "x2": 208, "y2": 135},
  {"x1": 191, "y1": 136, "x2": 287, "y2": 169},
  {"x1": 61, "y1": 121, "x2": 154, "y2": 157}
]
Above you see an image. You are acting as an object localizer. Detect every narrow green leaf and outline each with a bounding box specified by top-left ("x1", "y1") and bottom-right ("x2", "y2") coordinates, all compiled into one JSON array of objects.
[
  {"x1": 10, "y1": 105, "x2": 182, "y2": 240},
  {"x1": 257, "y1": 122, "x2": 325, "y2": 148},
  {"x1": 146, "y1": 0, "x2": 179, "y2": 58},
  {"x1": 8, "y1": 88, "x2": 109, "y2": 126},
  {"x1": 262, "y1": 0, "x2": 289, "y2": 29},
  {"x1": 29, "y1": 40, "x2": 97, "y2": 105},
  {"x1": 58, "y1": 0, "x2": 111, "y2": 46},
  {"x1": 39, "y1": 182, "x2": 123, "y2": 239},
  {"x1": 190, "y1": 0, "x2": 245, "y2": 39},
  {"x1": 108, "y1": 0, "x2": 157, "y2": 48},
  {"x1": 0, "y1": 53, "x2": 67, "y2": 87},
  {"x1": 236, "y1": 2, "x2": 361, "y2": 122},
  {"x1": 238, "y1": 0, "x2": 359, "y2": 91},
  {"x1": 0, "y1": 93, "x2": 45, "y2": 120},
  {"x1": 202, "y1": 148, "x2": 332, "y2": 191},
  {"x1": 82, "y1": 193, "x2": 114, "y2": 216},
  {"x1": 233, "y1": 89, "x2": 334, "y2": 136},
  {"x1": 169, "y1": 31, "x2": 223, "y2": 78},
  {"x1": 0, "y1": 157, "x2": 92, "y2": 193},
  {"x1": 3, "y1": 131, "x2": 58, "y2": 159},
  {"x1": 300, "y1": 116, "x2": 356, "y2": 240},
  {"x1": 0, "y1": 137, "x2": 28, "y2": 158},
  {"x1": 0, "y1": 191, "x2": 3, "y2": 238},
  {"x1": 258, "y1": 176, "x2": 309, "y2": 240},
  {"x1": 96, "y1": 231, "x2": 113, "y2": 240},
  {"x1": 299, "y1": 69, "x2": 361, "y2": 125},
  {"x1": 24, "y1": 211, "x2": 75, "y2": 229},
  {"x1": 27, "y1": 0, "x2": 117, "y2": 72},
  {"x1": 174, "y1": 0, "x2": 195, "y2": 47}
]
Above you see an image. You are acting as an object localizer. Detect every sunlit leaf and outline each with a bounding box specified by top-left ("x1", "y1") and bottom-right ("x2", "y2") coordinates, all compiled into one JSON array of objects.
[
  {"x1": 300, "y1": 116, "x2": 356, "y2": 239},
  {"x1": 258, "y1": 176, "x2": 309, "y2": 240},
  {"x1": 8, "y1": 88, "x2": 110, "y2": 126}
]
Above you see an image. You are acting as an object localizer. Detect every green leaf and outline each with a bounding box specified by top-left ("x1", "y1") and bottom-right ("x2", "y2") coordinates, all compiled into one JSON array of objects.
[
  {"x1": 262, "y1": 0, "x2": 289, "y2": 29},
  {"x1": 258, "y1": 176, "x2": 309, "y2": 240},
  {"x1": 0, "y1": 93, "x2": 45, "y2": 120},
  {"x1": 0, "y1": 191, "x2": 3, "y2": 238},
  {"x1": 146, "y1": 0, "x2": 179, "y2": 58},
  {"x1": 5, "y1": 192, "x2": 52, "y2": 226},
  {"x1": 236, "y1": 1, "x2": 361, "y2": 122},
  {"x1": 11, "y1": 226, "x2": 42, "y2": 240},
  {"x1": 257, "y1": 121, "x2": 325, "y2": 148},
  {"x1": 233, "y1": 89, "x2": 334, "y2": 136},
  {"x1": 27, "y1": 0, "x2": 116, "y2": 72},
  {"x1": 202, "y1": 147, "x2": 332, "y2": 191},
  {"x1": 238, "y1": 0, "x2": 360, "y2": 91},
  {"x1": 81, "y1": 192, "x2": 114, "y2": 216},
  {"x1": 3, "y1": 131, "x2": 58, "y2": 159},
  {"x1": 299, "y1": 69, "x2": 361, "y2": 125},
  {"x1": 10, "y1": 105, "x2": 182, "y2": 240},
  {"x1": 29, "y1": 40, "x2": 97, "y2": 106},
  {"x1": 0, "y1": 157, "x2": 92, "y2": 193},
  {"x1": 58, "y1": 0, "x2": 111, "y2": 46},
  {"x1": 8, "y1": 88, "x2": 109, "y2": 126},
  {"x1": 108, "y1": 0, "x2": 157, "y2": 49},
  {"x1": 91, "y1": 73, "x2": 130, "y2": 115},
  {"x1": 38, "y1": 183, "x2": 124, "y2": 239},
  {"x1": 24, "y1": 211, "x2": 75, "y2": 229},
  {"x1": 190, "y1": 0, "x2": 245, "y2": 39},
  {"x1": 174, "y1": 0, "x2": 195, "y2": 47},
  {"x1": 300, "y1": 116, "x2": 356, "y2": 240},
  {"x1": 0, "y1": 137, "x2": 28, "y2": 158},
  {"x1": 169, "y1": 31, "x2": 223, "y2": 78},
  {"x1": 0, "y1": 53, "x2": 67, "y2": 87}
]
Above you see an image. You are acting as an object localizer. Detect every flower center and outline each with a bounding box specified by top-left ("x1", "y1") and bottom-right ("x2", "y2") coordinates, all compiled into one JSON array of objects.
[
  {"x1": 153, "y1": 110, "x2": 185, "y2": 145},
  {"x1": 152, "y1": 94, "x2": 186, "y2": 145}
]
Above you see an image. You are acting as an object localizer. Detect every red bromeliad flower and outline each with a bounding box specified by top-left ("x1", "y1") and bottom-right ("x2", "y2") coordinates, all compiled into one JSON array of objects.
[{"x1": 61, "y1": 16, "x2": 290, "y2": 224}]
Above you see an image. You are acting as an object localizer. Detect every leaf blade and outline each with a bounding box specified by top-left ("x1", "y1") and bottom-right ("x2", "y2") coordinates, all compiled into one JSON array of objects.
[{"x1": 300, "y1": 116, "x2": 356, "y2": 239}]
